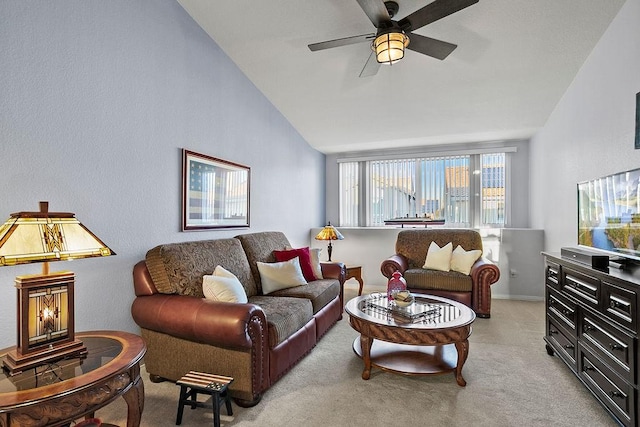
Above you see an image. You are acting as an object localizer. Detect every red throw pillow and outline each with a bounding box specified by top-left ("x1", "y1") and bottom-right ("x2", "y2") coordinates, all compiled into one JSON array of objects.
[{"x1": 273, "y1": 247, "x2": 318, "y2": 282}]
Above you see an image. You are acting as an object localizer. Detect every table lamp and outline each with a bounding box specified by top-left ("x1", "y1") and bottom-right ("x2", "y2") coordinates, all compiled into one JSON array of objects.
[
  {"x1": 314, "y1": 222, "x2": 344, "y2": 262},
  {"x1": 0, "y1": 202, "x2": 115, "y2": 375}
]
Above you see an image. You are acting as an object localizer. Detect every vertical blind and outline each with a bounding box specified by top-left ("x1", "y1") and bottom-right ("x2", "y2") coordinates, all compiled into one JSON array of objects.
[{"x1": 339, "y1": 153, "x2": 506, "y2": 228}]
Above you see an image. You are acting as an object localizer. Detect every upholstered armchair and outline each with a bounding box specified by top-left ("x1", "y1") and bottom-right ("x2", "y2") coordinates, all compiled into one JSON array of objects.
[{"x1": 381, "y1": 229, "x2": 500, "y2": 318}]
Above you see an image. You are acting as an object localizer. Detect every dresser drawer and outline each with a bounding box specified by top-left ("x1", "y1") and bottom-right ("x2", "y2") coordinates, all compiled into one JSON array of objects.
[
  {"x1": 546, "y1": 261, "x2": 561, "y2": 291},
  {"x1": 563, "y1": 267, "x2": 600, "y2": 308},
  {"x1": 581, "y1": 312, "x2": 636, "y2": 384},
  {"x1": 547, "y1": 317, "x2": 577, "y2": 370},
  {"x1": 579, "y1": 345, "x2": 636, "y2": 427},
  {"x1": 547, "y1": 287, "x2": 577, "y2": 331},
  {"x1": 603, "y1": 281, "x2": 638, "y2": 333}
]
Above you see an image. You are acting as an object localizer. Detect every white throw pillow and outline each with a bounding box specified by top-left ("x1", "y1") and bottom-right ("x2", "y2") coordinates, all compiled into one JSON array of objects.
[
  {"x1": 450, "y1": 245, "x2": 482, "y2": 275},
  {"x1": 202, "y1": 265, "x2": 248, "y2": 303},
  {"x1": 257, "y1": 257, "x2": 307, "y2": 295},
  {"x1": 309, "y1": 248, "x2": 324, "y2": 279},
  {"x1": 423, "y1": 241, "x2": 453, "y2": 272},
  {"x1": 286, "y1": 246, "x2": 323, "y2": 279}
]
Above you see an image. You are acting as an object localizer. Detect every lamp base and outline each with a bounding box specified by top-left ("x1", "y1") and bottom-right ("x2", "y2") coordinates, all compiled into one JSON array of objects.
[{"x1": 2, "y1": 339, "x2": 87, "y2": 376}]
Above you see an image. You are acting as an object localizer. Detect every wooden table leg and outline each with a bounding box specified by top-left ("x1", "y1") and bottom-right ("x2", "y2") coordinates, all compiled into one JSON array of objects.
[
  {"x1": 454, "y1": 339, "x2": 470, "y2": 387},
  {"x1": 360, "y1": 334, "x2": 373, "y2": 380},
  {"x1": 122, "y1": 372, "x2": 145, "y2": 427}
]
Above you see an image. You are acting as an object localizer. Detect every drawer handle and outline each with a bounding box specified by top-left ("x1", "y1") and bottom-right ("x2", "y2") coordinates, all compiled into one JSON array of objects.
[
  {"x1": 609, "y1": 391, "x2": 627, "y2": 399},
  {"x1": 584, "y1": 365, "x2": 595, "y2": 372},
  {"x1": 549, "y1": 329, "x2": 558, "y2": 335},
  {"x1": 609, "y1": 343, "x2": 625, "y2": 351},
  {"x1": 583, "y1": 325, "x2": 594, "y2": 332},
  {"x1": 561, "y1": 309, "x2": 572, "y2": 316},
  {"x1": 564, "y1": 344, "x2": 574, "y2": 350}
]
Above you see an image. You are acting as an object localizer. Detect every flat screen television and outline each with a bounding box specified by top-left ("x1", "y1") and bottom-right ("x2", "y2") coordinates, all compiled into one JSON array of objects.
[{"x1": 578, "y1": 167, "x2": 640, "y2": 263}]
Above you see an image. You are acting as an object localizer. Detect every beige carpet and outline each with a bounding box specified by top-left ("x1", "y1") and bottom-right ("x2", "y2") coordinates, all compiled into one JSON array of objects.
[{"x1": 96, "y1": 289, "x2": 618, "y2": 426}]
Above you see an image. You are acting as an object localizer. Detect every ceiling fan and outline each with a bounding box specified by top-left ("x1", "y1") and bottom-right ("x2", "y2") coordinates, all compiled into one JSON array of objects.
[{"x1": 308, "y1": 0, "x2": 479, "y2": 77}]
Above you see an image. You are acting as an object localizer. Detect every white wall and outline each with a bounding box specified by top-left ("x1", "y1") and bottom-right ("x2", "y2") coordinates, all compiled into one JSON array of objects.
[
  {"x1": 310, "y1": 227, "x2": 544, "y2": 301},
  {"x1": 531, "y1": 0, "x2": 640, "y2": 251},
  {"x1": 0, "y1": 1, "x2": 325, "y2": 347}
]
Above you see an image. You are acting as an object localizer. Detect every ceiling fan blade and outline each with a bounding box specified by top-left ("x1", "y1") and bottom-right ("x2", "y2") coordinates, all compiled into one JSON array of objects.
[
  {"x1": 356, "y1": 0, "x2": 391, "y2": 28},
  {"x1": 308, "y1": 33, "x2": 376, "y2": 51},
  {"x1": 359, "y1": 51, "x2": 381, "y2": 77},
  {"x1": 399, "y1": 0, "x2": 478, "y2": 32},
  {"x1": 406, "y1": 33, "x2": 457, "y2": 60}
]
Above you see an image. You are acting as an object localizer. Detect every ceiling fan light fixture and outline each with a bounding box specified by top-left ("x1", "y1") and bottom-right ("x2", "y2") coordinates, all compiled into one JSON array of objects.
[{"x1": 373, "y1": 30, "x2": 409, "y2": 65}]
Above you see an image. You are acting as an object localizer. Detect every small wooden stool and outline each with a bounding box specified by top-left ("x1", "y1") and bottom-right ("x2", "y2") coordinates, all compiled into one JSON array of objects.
[{"x1": 176, "y1": 371, "x2": 234, "y2": 427}]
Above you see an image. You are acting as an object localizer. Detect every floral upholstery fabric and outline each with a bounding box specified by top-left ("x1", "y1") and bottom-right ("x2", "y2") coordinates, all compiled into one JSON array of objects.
[
  {"x1": 145, "y1": 238, "x2": 258, "y2": 297},
  {"x1": 396, "y1": 229, "x2": 483, "y2": 270},
  {"x1": 236, "y1": 232, "x2": 291, "y2": 294},
  {"x1": 249, "y1": 295, "x2": 313, "y2": 347}
]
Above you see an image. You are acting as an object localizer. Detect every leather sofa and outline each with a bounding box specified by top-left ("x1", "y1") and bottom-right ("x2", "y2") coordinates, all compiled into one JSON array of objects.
[
  {"x1": 131, "y1": 231, "x2": 345, "y2": 406},
  {"x1": 380, "y1": 229, "x2": 500, "y2": 318}
]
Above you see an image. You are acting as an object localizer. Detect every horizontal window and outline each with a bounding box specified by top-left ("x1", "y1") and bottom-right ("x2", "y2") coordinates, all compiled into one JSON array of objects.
[{"x1": 339, "y1": 153, "x2": 507, "y2": 228}]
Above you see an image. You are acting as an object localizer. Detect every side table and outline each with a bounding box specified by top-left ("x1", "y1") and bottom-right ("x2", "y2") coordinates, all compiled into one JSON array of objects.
[
  {"x1": 0, "y1": 330, "x2": 146, "y2": 427},
  {"x1": 345, "y1": 266, "x2": 364, "y2": 296}
]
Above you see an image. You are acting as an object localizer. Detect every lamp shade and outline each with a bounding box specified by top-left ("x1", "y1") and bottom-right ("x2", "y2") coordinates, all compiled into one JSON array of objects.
[
  {"x1": 314, "y1": 223, "x2": 344, "y2": 241},
  {"x1": 0, "y1": 202, "x2": 114, "y2": 267},
  {"x1": 373, "y1": 30, "x2": 409, "y2": 65}
]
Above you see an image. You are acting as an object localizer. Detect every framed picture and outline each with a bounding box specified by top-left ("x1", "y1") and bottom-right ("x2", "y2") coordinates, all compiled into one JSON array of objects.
[
  {"x1": 182, "y1": 149, "x2": 250, "y2": 231},
  {"x1": 636, "y1": 92, "x2": 640, "y2": 149}
]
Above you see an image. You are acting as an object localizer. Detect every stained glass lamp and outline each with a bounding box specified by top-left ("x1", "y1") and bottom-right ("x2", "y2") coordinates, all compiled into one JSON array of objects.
[{"x1": 0, "y1": 202, "x2": 115, "y2": 374}]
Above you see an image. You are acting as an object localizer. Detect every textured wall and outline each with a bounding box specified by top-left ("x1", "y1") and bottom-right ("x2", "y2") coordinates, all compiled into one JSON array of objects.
[
  {"x1": 530, "y1": 0, "x2": 640, "y2": 252},
  {"x1": 0, "y1": 1, "x2": 325, "y2": 345}
]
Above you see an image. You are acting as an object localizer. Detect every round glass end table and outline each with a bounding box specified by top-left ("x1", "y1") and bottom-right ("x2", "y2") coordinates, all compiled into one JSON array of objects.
[{"x1": 0, "y1": 330, "x2": 146, "y2": 426}]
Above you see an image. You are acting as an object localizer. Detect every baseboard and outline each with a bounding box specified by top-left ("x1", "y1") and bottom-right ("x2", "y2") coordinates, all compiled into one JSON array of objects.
[{"x1": 492, "y1": 294, "x2": 544, "y2": 301}]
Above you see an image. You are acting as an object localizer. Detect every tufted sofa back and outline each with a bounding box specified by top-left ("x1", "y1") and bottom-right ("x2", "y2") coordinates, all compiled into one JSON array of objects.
[{"x1": 395, "y1": 229, "x2": 483, "y2": 269}]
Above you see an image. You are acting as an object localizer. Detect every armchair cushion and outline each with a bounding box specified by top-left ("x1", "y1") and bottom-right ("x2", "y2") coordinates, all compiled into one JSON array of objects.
[{"x1": 404, "y1": 268, "x2": 473, "y2": 292}]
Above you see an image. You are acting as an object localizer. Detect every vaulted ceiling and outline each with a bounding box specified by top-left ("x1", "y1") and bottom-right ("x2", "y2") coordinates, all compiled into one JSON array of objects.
[{"x1": 178, "y1": 0, "x2": 626, "y2": 154}]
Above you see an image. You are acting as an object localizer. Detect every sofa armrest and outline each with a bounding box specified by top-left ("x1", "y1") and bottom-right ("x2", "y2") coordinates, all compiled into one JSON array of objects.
[
  {"x1": 380, "y1": 254, "x2": 409, "y2": 279},
  {"x1": 131, "y1": 294, "x2": 268, "y2": 350},
  {"x1": 321, "y1": 262, "x2": 346, "y2": 283},
  {"x1": 470, "y1": 257, "x2": 501, "y2": 318}
]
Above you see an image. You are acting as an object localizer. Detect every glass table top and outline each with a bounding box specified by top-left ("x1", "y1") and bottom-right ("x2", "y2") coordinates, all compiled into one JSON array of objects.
[
  {"x1": 346, "y1": 293, "x2": 475, "y2": 329},
  {"x1": 0, "y1": 336, "x2": 122, "y2": 393}
]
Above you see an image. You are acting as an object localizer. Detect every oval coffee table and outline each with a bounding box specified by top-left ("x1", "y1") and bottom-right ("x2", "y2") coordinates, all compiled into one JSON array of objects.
[{"x1": 345, "y1": 293, "x2": 475, "y2": 386}]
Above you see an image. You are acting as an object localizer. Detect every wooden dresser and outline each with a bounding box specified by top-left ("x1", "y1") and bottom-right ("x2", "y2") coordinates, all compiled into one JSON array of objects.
[{"x1": 543, "y1": 252, "x2": 639, "y2": 427}]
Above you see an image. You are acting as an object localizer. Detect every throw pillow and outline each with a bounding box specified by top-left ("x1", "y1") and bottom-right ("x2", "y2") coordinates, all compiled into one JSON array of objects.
[
  {"x1": 309, "y1": 247, "x2": 324, "y2": 279},
  {"x1": 423, "y1": 241, "x2": 453, "y2": 272},
  {"x1": 202, "y1": 265, "x2": 248, "y2": 303},
  {"x1": 286, "y1": 246, "x2": 323, "y2": 279},
  {"x1": 274, "y1": 247, "x2": 318, "y2": 281},
  {"x1": 450, "y1": 245, "x2": 482, "y2": 275},
  {"x1": 257, "y1": 257, "x2": 307, "y2": 295}
]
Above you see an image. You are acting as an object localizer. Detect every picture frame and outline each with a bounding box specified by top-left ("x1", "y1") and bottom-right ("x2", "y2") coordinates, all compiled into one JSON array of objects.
[
  {"x1": 182, "y1": 149, "x2": 250, "y2": 231},
  {"x1": 635, "y1": 92, "x2": 640, "y2": 149}
]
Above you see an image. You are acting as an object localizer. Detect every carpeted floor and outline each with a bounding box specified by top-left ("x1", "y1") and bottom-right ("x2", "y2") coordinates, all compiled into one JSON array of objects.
[{"x1": 96, "y1": 288, "x2": 618, "y2": 426}]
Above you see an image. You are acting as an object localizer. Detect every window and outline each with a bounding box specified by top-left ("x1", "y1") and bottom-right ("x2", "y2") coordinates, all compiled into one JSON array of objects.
[{"x1": 339, "y1": 152, "x2": 507, "y2": 228}]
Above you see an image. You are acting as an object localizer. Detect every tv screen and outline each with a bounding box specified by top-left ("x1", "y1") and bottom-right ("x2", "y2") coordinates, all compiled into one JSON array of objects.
[{"x1": 578, "y1": 167, "x2": 640, "y2": 261}]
